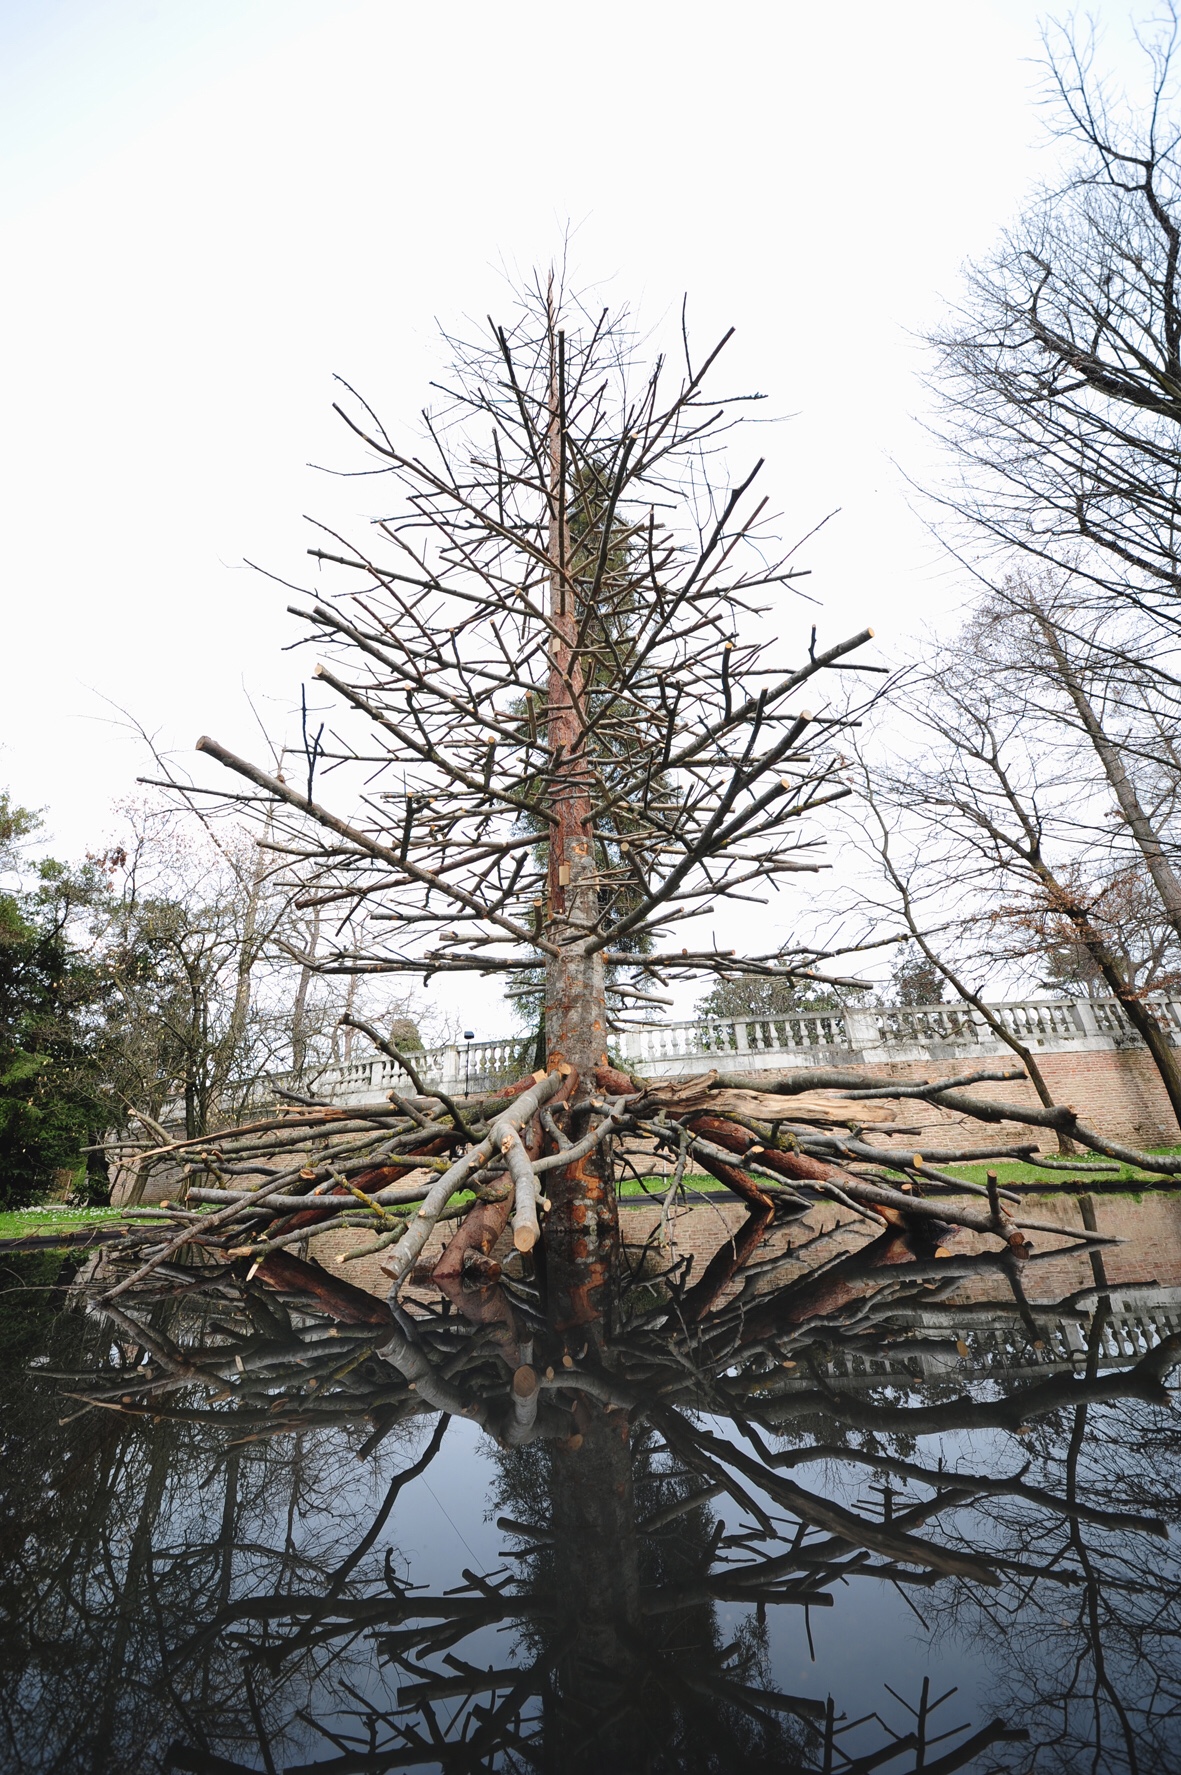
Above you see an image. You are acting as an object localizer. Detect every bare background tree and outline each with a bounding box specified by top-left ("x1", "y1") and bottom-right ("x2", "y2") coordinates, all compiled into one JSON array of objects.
[
  {"x1": 843, "y1": 604, "x2": 1181, "y2": 1129},
  {"x1": 814, "y1": 9, "x2": 1181, "y2": 1148},
  {"x1": 927, "y1": 4, "x2": 1181, "y2": 639}
]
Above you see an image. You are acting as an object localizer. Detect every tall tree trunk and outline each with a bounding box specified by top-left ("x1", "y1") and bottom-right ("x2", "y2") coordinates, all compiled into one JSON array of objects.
[
  {"x1": 879, "y1": 844, "x2": 1075, "y2": 1152},
  {"x1": 184, "y1": 961, "x2": 203, "y2": 1139},
  {"x1": 920, "y1": 950, "x2": 1075, "y2": 1152},
  {"x1": 1035, "y1": 605, "x2": 1181, "y2": 945},
  {"x1": 543, "y1": 316, "x2": 608, "y2": 1079},
  {"x1": 340, "y1": 972, "x2": 358, "y2": 1062},
  {"x1": 222, "y1": 825, "x2": 269, "y2": 1099},
  {"x1": 1031, "y1": 851, "x2": 1181, "y2": 1130},
  {"x1": 541, "y1": 303, "x2": 618, "y2": 1312},
  {"x1": 290, "y1": 906, "x2": 320, "y2": 1075}
]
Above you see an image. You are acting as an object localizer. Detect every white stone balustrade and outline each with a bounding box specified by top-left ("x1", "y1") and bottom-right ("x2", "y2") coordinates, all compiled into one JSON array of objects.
[
  {"x1": 612, "y1": 994, "x2": 1181, "y2": 1081},
  {"x1": 265, "y1": 994, "x2": 1181, "y2": 1107}
]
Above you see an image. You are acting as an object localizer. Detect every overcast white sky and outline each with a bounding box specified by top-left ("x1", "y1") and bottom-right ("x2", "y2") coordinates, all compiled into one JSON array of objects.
[{"x1": 0, "y1": 0, "x2": 1153, "y2": 1034}]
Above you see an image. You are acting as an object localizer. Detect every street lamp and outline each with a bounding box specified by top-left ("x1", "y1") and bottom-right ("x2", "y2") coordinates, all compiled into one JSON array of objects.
[{"x1": 463, "y1": 1031, "x2": 475, "y2": 1098}]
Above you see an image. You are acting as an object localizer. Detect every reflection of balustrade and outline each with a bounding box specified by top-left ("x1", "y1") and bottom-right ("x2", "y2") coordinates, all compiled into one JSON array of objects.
[{"x1": 796, "y1": 1286, "x2": 1181, "y2": 1390}]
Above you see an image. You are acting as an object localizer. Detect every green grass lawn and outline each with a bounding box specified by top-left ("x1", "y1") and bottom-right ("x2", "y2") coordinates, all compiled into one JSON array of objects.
[
  {"x1": 619, "y1": 1174, "x2": 719, "y2": 1200},
  {"x1": 938, "y1": 1146, "x2": 1181, "y2": 1189},
  {"x1": 3, "y1": 1142, "x2": 1179, "y2": 1246},
  {"x1": 0, "y1": 1185, "x2": 726, "y2": 1243},
  {"x1": 0, "y1": 1205, "x2": 158, "y2": 1243},
  {"x1": 622, "y1": 1157, "x2": 1181, "y2": 1198},
  {"x1": 623, "y1": 1150, "x2": 1181, "y2": 1195}
]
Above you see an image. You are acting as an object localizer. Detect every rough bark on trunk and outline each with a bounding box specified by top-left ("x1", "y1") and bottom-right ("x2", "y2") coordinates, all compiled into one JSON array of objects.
[
  {"x1": 542, "y1": 322, "x2": 608, "y2": 1083},
  {"x1": 224, "y1": 829, "x2": 268, "y2": 1095},
  {"x1": 290, "y1": 905, "x2": 320, "y2": 1075},
  {"x1": 901, "y1": 914, "x2": 1075, "y2": 1152},
  {"x1": 1031, "y1": 850, "x2": 1181, "y2": 1129},
  {"x1": 540, "y1": 315, "x2": 619, "y2": 1313},
  {"x1": 1036, "y1": 607, "x2": 1181, "y2": 946},
  {"x1": 873, "y1": 820, "x2": 1076, "y2": 1151}
]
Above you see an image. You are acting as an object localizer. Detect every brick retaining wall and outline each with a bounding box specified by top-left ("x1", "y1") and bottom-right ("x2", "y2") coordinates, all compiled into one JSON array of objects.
[{"x1": 756, "y1": 1046, "x2": 1180, "y2": 1152}]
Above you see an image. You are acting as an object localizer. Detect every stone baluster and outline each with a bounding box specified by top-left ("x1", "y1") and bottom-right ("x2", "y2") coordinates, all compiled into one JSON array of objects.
[
  {"x1": 843, "y1": 1005, "x2": 878, "y2": 1058},
  {"x1": 441, "y1": 1044, "x2": 461, "y2": 1097}
]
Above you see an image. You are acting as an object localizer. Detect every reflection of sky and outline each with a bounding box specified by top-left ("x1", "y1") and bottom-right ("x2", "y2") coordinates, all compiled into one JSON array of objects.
[
  {"x1": 266, "y1": 1414, "x2": 517, "y2": 1752},
  {"x1": 218, "y1": 1398, "x2": 1181, "y2": 1766},
  {"x1": 705, "y1": 1415, "x2": 1003, "y2": 1743},
  {"x1": 251, "y1": 1400, "x2": 1181, "y2": 1754},
  {"x1": 184, "y1": 1411, "x2": 1001, "y2": 1754},
  {"x1": 385, "y1": 1413, "x2": 997, "y2": 1757},
  {"x1": 326, "y1": 1414, "x2": 966, "y2": 1714},
  {"x1": 8, "y1": 1314, "x2": 1181, "y2": 1769}
]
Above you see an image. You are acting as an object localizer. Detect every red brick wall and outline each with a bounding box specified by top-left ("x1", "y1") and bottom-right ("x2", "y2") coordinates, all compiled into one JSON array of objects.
[
  {"x1": 1038, "y1": 1047, "x2": 1180, "y2": 1146},
  {"x1": 732, "y1": 1047, "x2": 1180, "y2": 1152}
]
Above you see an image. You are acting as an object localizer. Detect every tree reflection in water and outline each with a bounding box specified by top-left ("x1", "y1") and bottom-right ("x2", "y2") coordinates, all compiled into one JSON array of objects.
[{"x1": 2, "y1": 1203, "x2": 1180, "y2": 1773}]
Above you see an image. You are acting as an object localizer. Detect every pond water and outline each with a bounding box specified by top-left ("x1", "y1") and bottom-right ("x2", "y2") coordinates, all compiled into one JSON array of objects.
[{"x1": 2, "y1": 1197, "x2": 1181, "y2": 1773}]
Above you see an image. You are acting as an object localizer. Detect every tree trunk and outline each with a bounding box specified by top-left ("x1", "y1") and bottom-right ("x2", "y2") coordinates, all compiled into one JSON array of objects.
[
  {"x1": 543, "y1": 321, "x2": 608, "y2": 1080},
  {"x1": 1031, "y1": 852, "x2": 1181, "y2": 1130},
  {"x1": 541, "y1": 309, "x2": 618, "y2": 1313},
  {"x1": 1035, "y1": 606, "x2": 1181, "y2": 945},
  {"x1": 228, "y1": 830, "x2": 268, "y2": 1060},
  {"x1": 906, "y1": 924, "x2": 1075, "y2": 1153},
  {"x1": 872, "y1": 819, "x2": 1076, "y2": 1152},
  {"x1": 340, "y1": 972, "x2": 358, "y2": 1062},
  {"x1": 290, "y1": 905, "x2": 320, "y2": 1075}
]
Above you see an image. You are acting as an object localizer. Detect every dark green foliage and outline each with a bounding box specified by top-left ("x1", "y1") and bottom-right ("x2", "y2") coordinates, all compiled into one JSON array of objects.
[
  {"x1": 695, "y1": 971, "x2": 845, "y2": 1021},
  {"x1": 888, "y1": 943, "x2": 947, "y2": 1006},
  {"x1": 388, "y1": 1016, "x2": 423, "y2": 1052},
  {"x1": 0, "y1": 799, "x2": 115, "y2": 1208}
]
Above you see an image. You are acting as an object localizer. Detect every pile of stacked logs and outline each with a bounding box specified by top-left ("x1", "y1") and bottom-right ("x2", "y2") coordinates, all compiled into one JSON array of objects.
[{"x1": 92, "y1": 1049, "x2": 1162, "y2": 1307}]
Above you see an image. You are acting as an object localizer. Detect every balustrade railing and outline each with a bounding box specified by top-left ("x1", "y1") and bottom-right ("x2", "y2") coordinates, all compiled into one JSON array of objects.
[
  {"x1": 217, "y1": 993, "x2": 1181, "y2": 1114},
  {"x1": 613, "y1": 993, "x2": 1181, "y2": 1078},
  {"x1": 252, "y1": 1034, "x2": 527, "y2": 1110}
]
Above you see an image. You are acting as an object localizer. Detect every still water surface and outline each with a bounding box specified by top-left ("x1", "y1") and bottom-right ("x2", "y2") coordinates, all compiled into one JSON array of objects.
[{"x1": 2, "y1": 1203, "x2": 1181, "y2": 1773}]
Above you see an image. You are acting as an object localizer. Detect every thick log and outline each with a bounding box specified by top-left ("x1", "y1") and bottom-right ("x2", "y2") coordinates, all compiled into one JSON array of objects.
[
  {"x1": 382, "y1": 1070, "x2": 563, "y2": 1289},
  {"x1": 253, "y1": 1250, "x2": 394, "y2": 1328},
  {"x1": 432, "y1": 1197, "x2": 513, "y2": 1282}
]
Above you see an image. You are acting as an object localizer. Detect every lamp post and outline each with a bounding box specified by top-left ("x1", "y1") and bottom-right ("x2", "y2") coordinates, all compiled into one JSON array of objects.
[{"x1": 463, "y1": 1031, "x2": 474, "y2": 1098}]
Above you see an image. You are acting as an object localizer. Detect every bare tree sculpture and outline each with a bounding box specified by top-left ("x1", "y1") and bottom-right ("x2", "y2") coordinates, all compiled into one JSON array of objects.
[
  {"x1": 188, "y1": 280, "x2": 885, "y2": 1286},
  {"x1": 82, "y1": 276, "x2": 1181, "y2": 1331}
]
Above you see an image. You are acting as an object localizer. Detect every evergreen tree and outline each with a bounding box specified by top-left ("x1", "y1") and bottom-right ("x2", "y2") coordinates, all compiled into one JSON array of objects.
[{"x1": 0, "y1": 795, "x2": 112, "y2": 1206}]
